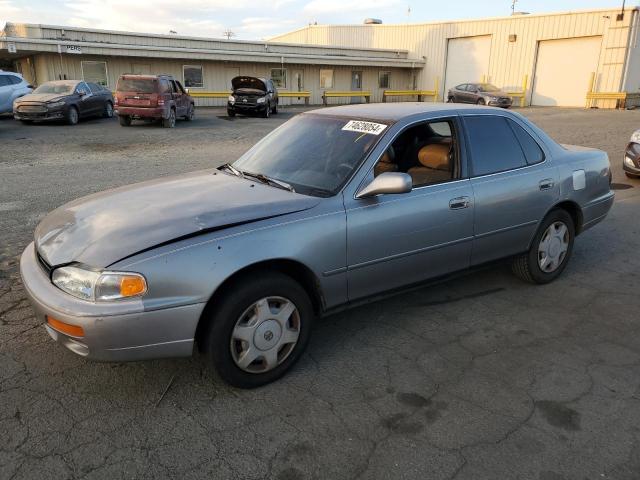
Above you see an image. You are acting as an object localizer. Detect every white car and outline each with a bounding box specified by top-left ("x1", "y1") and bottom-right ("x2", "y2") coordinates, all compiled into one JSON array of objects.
[
  {"x1": 0, "y1": 70, "x2": 33, "y2": 114},
  {"x1": 623, "y1": 130, "x2": 640, "y2": 178}
]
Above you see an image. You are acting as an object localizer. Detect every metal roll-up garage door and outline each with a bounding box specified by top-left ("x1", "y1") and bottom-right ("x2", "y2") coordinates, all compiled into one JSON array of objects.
[
  {"x1": 444, "y1": 35, "x2": 492, "y2": 97},
  {"x1": 532, "y1": 36, "x2": 602, "y2": 107}
]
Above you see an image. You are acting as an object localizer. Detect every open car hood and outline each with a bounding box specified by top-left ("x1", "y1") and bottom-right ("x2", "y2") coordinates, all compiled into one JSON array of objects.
[
  {"x1": 231, "y1": 76, "x2": 267, "y2": 92},
  {"x1": 35, "y1": 170, "x2": 320, "y2": 268}
]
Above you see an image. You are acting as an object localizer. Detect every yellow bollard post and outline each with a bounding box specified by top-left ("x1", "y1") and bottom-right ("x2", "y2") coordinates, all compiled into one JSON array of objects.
[
  {"x1": 434, "y1": 77, "x2": 439, "y2": 102},
  {"x1": 520, "y1": 74, "x2": 528, "y2": 107},
  {"x1": 586, "y1": 72, "x2": 596, "y2": 108}
]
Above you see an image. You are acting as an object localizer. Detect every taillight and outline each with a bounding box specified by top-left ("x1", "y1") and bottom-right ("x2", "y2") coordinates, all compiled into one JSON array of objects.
[
  {"x1": 114, "y1": 97, "x2": 118, "y2": 105},
  {"x1": 157, "y1": 99, "x2": 165, "y2": 106}
]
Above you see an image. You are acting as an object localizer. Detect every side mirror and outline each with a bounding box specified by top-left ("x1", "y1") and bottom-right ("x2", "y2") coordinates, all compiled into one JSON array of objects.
[
  {"x1": 356, "y1": 172, "x2": 412, "y2": 199},
  {"x1": 78, "y1": 90, "x2": 86, "y2": 97}
]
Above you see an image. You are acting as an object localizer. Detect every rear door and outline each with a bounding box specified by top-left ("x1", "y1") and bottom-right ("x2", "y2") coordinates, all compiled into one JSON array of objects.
[
  {"x1": 0, "y1": 74, "x2": 12, "y2": 112},
  {"x1": 463, "y1": 114, "x2": 559, "y2": 264},
  {"x1": 175, "y1": 80, "x2": 190, "y2": 115},
  {"x1": 170, "y1": 80, "x2": 186, "y2": 116}
]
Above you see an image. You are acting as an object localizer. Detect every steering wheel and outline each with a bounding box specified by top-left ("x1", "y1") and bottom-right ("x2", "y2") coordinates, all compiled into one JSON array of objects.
[{"x1": 335, "y1": 163, "x2": 353, "y2": 178}]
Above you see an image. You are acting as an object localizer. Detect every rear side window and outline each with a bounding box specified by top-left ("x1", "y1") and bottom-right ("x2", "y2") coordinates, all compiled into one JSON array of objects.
[
  {"x1": 0, "y1": 75, "x2": 10, "y2": 87},
  {"x1": 88, "y1": 82, "x2": 102, "y2": 94},
  {"x1": 116, "y1": 78, "x2": 156, "y2": 93},
  {"x1": 8, "y1": 75, "x2": 22, "y2": 85},
  {"x1": 507, "y1": 119, "x2": 545, "y2": 165},
  {"x1": 464, "y1": 116, "x2": 527, "y2": 176}
]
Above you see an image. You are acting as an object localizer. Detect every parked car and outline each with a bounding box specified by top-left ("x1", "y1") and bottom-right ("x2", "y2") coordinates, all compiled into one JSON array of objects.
[
  {"x1": 228, "y1": 76, "x2": 278, "y2": 118},
  {"x1": 623, "y1": 129, "x2": 640, "y2": 178},
  {"x1": 13, "y1": 80, "x2": 113, "y2": 125},
  {"x1": 0, "y1": 70, "x2": 32, "y2": 114},
  {"x1": 114, "y1": 74, "x2": 195, "y2": 128},
  {"x1": 20, "y1": 104, "x2": 613, "y2": 388},
  {"x1": 447, "y1": 83, "x2": 513, "y2": 108}
]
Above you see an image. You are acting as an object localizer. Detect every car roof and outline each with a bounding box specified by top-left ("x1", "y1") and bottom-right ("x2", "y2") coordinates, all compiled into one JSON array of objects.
[{"x1": 307, "y1": 102, "x2": 508, "y2": 122}]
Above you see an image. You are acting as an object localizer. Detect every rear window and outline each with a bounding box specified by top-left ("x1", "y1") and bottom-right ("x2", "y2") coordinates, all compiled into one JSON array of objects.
[
  {"x1": 464, "y1": 115, "x2": 527, "y2": 176},
  {"x1": 116, "y1": 78, "x2": 156, "y2": 93},
  {"x1": 507, "y1": 119, "x2": 545, "y2": 165}
]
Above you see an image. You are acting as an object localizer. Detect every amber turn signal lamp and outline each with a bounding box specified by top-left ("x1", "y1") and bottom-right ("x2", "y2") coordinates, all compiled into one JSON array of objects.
[
  {"x1": 120, "y1": 276, "x2": 146, "y2": 298},
  {"x1": 47, "y1": 316, "x2": 85, "y2": 338}
]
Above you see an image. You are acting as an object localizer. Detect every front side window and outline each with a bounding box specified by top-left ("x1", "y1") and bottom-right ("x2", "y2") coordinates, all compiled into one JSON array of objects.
[
  {"x1": 81, "y1": 61, "x2": 108, "y2": 86},
  {"x1": 270, "y1": 69, "x2": 287, "y2": 89},
  {"x1": 507, "y1": 119, "x2": 545, "y2": 165},
  {"x1": 232, "y1": 114, "x2": 384, "y2": 196},
  {"x1": 320, "y1": 69, "x2": 334, "y2": 89},
  {"x1": 464, "y1": 116, "x2": 527, "y2": 176},
  {"x1": 75, "y1": 82, "x2": 90, "y2": 95},
  {"x1": 379, "y1": 71, "x2": 390, "y2": 89},
  {"x1": 373, "y1": 120, "x2": 458, "y2": 187},
  {"x1": 183, "y1": 65, "x2": 203, "y2": 88}
]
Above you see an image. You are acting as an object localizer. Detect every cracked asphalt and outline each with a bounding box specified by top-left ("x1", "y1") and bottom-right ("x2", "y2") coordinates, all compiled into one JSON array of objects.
[{"x1": 1, "y1": 106, "x2": 640, "y2": 480}]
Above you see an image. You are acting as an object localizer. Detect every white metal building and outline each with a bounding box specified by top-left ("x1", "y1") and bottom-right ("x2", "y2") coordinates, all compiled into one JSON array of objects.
[
  {"x1": 0, "y1": 23, "x2": 423, "y2": 106},
  {"x1": 272, "y1": 7, "x2": 640, "y2": 108}
]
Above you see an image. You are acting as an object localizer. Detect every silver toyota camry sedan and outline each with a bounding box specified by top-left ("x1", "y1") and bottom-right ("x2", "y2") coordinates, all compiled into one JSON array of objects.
[{"x1": 20, "y1": 103, "x2": 614, "y2": 388}]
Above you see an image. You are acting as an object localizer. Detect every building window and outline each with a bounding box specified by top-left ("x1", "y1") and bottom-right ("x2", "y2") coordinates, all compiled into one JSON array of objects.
[
  {"x1": 320, "y1": 69, "x2": 334, "y2": 89},
  {"x1": 183, "y1": 65, "x2": 203, "y2": 88},
  {"x1": 270, "y1": 68, "x2": 287, "y2": 89},
  {"x1": 379, "y1": 71, "x2": 391, "y2": 89},
  {"x1": 81, "y1": 61, "x2": 108, "y2": 87}
]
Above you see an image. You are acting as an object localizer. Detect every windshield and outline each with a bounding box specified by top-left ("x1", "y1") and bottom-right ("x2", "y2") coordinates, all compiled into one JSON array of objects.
[
  {"x1": 33, "y1": 83, "x2": 74, "y2": 94},
  {"x1": 232, "y1": 114, "x2": 385, "y2": 196},
  {"x1": 477, "y1": 83, "x2": 500, "y2": 92},
  {"x1": 116, "y1": 78, "x2": 156, "y2": 93}
]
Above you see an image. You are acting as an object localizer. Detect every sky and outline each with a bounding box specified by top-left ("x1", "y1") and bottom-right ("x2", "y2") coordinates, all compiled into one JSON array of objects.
[{"x1": 0, "y1": 0, "x2": 634, "y2": 40}]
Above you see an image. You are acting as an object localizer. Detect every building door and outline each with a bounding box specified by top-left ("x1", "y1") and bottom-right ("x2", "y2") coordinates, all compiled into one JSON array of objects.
[
  {"x1": 444, "y1": 35, "x2": 492, "y2": 99},
  {"x1": 291, "y1": 69, "x2": 305, "y2": 105},
  {"x1": 351, "y1": 70, "x2": 362, "y2": 103},
  {"x1": 531, "y1": 36, "x2": 602, "y2": 107}
]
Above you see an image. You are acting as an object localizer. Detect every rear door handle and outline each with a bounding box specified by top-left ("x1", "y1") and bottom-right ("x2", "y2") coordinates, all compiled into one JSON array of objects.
[
  {"x1": 539, "y1": 179, "x2": 555, "y2": 190},
  {"x1": 449, "y1": 196, "x2": 471, "y2": 210}
]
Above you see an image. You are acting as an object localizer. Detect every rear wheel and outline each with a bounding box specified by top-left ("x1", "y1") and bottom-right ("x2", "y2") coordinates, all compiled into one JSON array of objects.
[
  {"x1": 203, "y1": 272, "x2": 314, "y2": 388},
  {"x1": 162, "y1": 108, "x2": 176, "y2": 128},
  {"x1": 19, "y1": 120, "x2": 32, "y2": 125},
  {"x1": 447, "y1": 96, "x2": 454, "y2": 103},
  {"x1": 66, "y1": 106, "x2": 79, "y2": 125},
  {"x1": 103, "y1": 101, "x2": 114, "y2": 118},
  {"x1": 476, "y1": 98, "x2": 486, "y2": 105},
  {"x1": 118, "y1": 115, "x2": 131, "y2": 126},
  {"x1": 512, "y1": 209, "x2": 575, "y2": 284}
]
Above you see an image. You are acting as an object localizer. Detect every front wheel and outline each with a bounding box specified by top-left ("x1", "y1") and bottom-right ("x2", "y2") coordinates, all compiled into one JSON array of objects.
[
  {"x1": 227, "y1": 109, "x2": 236, "y2": 117},
  {"x1": 66, "y1": 106, "x2": 79, "y2": 125},
  {"x1": 203, "y1": 272, "x2": 314, "y2": 388},
  {"x1": 271, "y1": 102, "x2": 278, "y2": 114},
  {"x1": 476, "y1": 98, "x2": 486, "y2": 105},
  {"x1": 512, "y1": 209, "x2": 575, "y2": 284},
  {"x1": 184, "y1": 104, "x2": 195, "y2": 121},
  {"x1": 103, "y1": 101, "x2": 114, "y2": 118},
  {"x1": 263, "y1": 104, "x2": 271, "y2": 118}
]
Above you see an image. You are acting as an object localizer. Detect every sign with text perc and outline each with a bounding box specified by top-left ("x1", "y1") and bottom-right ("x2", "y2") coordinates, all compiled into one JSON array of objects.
[
  {"x1": 65, "y1": 45, "x2": 82, "y2": 54},
  {"x1": 7, "y1": 42, "x2": 17, "y2": 54}
]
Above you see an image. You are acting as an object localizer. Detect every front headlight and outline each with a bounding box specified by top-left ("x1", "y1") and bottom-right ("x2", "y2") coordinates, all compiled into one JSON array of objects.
[
  {"x1": 47, "y1": 101, "x2": 65, "y2": 109},
  {"x1": 228, "y1": 95, "x2": 235, "y2": 103},
  {"x1": 52, "y1": 266, "x2": 147, "y2": 301},
  {"x1": 630, "y1": 130, "x2": 640, "y2": 144},
  {"x1": 257, "y1": 97, "x2": 266, "y2": 104}
]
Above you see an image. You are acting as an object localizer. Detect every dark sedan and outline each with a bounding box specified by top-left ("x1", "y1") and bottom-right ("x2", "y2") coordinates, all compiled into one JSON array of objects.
[
  {"x1": 447, "y1": 83, "x2": 513, "y2": 108},
  {"x1": 13, "y1": 80, "x2": 114, "y2": 125}
]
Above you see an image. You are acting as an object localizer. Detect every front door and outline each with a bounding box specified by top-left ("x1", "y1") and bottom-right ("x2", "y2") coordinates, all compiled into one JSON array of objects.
[
  {"x1": 462, "y1": 114, "x2": 559, "y2": 265},
  {"x1": 291, "y1": 70, "x2": 305, "y2": 105},
  {"x1": 344, "y1": 117, "x2": 474, "y2": 301},
  {"x1": 351, "y1": 71, "x2": 362, "y2": 104}
]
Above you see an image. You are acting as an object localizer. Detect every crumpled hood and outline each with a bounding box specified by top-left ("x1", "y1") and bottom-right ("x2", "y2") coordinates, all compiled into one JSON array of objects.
[
  {"x1": 16, "y1": 93, "x2": 67, "y2": 104},
  {"x1": 35, "y1": 170, "x2": 320, "y2": 268}
]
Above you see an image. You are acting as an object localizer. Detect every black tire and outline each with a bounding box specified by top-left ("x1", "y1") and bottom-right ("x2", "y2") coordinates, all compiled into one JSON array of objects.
[
  {"x1": 118, "y1": 115, "x2": 131, "y2": 126},
  {"x1": 103, "y1": 101, "x2": 114, "y2": 118},
  {"x1": 66, "y1": 106, "x2": 79, "y2": 125},
  {"x1": 476, "y1": 98, "x2": 486, "y2": 105},
  {"x1": 227, "y1": 109, "x2": 236, "y2": 117},
  {"x1": 184, "y1": 104, "x2": 195, "y2": 121},
  {"x1": 19, "y1": 119, "x2": 32, "y2": 125},
  {"x1": 625, "y1": 172, "x2": 639, "y2": 179},
  {"x1": 447, "y1": 96, "x2": 454, "y2": 103},
  {"x1": 203, "y1": 272, "x2": 314, "y2": 388},
  {"x1": 162, "y1": 108, "x2": 176, "y2": 128},
  {"x1": 511, "y1": 209, "x2": 575, "y2": 284},
  {"x1": 263, "y1": 103, "x2": 271, "y2": 118},
  {"x1": 271, "y1": 102, "x2": 278, "y2": 114}
]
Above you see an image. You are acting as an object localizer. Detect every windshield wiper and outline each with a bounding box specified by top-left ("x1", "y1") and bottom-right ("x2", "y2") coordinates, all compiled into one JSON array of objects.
[
  {"x1": 219, "y1": 163, "x2": 244, "y2": 178},
  {"x1": 241, "y1": 171, "x2": 295, "y2": 193}
]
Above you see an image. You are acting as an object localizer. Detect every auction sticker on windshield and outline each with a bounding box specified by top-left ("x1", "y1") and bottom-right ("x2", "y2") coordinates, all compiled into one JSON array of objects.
[{"x1": 342, "y1": 120, "x2": 387, "y2": 136}]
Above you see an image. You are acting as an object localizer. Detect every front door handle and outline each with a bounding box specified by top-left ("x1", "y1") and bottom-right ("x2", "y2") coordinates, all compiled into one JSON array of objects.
[
  {"x1": 449, "y1": 196, "x2": 471, "y2": 210},
  {"x1": 539, "y1": 179, "x2": 555, "y2": 190}
]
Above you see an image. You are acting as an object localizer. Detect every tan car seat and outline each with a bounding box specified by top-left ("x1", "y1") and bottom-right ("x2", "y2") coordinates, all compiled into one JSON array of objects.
[
  {"x1": 374, "y1": 146, "x2": 398, "y2": 177},
  {"x1": 407, "y1": 143, "x2": 453, "y2": 185}
]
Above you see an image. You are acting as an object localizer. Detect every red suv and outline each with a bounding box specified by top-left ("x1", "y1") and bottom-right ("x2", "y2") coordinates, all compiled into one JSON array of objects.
[{"x1": 114, "y1": 74, "x2": 195, "y2": 128}]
